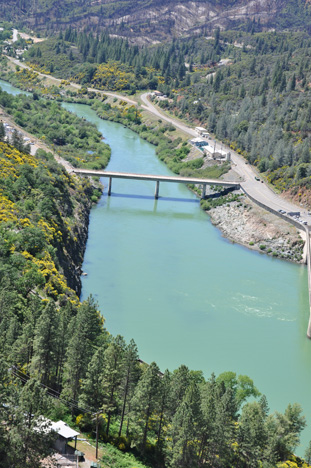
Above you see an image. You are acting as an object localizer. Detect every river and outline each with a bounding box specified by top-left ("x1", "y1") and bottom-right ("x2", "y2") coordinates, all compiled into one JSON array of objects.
[{"x1": 1, "y1": 79, "x2": 311, "y2": 452}]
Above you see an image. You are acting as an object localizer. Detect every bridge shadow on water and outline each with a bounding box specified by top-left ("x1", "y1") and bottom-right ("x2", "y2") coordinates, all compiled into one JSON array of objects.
[
  {"x1": 101, "y1": 192, "x2": 199, "y2": 219},
  {"x1": 102, "y1": 192, "x2": 199, "y2": 204}
]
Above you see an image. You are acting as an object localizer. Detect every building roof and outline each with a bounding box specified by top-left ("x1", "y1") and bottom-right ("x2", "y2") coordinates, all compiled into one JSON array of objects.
[
  {"x1": 191, "y1": 137, "x2": 208, "y2": 143},
  {"x1": 50, "y1": 420, "x2": 80, "y2": 439},
  {"x1": 195, "y1": 126, "x2": 207, "y2": 132},
  {"x1": 214, "y1": 149, "x2": 229, "y2": 156}
]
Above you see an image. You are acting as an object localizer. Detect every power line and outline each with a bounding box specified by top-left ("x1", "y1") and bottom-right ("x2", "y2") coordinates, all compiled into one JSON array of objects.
[{"x1": 9, "y1": 366, "x2": 97, "y2": 415}]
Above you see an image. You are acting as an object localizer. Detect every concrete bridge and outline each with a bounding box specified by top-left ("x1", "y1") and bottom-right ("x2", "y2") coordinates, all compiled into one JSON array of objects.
[
  {"x1": 72, "y1": 168, "x2": 240, "y2": 199},
  {"x1": 74, "y1": 168, "x2": 311, "y2": 338}
]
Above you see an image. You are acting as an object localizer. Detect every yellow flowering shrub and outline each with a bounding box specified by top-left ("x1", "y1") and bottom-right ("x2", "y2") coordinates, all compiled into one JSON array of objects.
[
  {"x1": 0, "y1": 193, "x2": 19, "y2": 223},
  {"x1": 0, "y1": 141, "x2": 38, "y2": 178},
  {"x1": 0, "y1": 142, "x2": 81, "y2": 306},
  {"x1": 92, "y1": 61, "x2": 133, "y2": 90}
]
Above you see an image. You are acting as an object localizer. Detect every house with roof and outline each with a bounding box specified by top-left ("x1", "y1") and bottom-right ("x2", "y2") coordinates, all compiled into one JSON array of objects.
[
  {"x1": 50, "y1": 420, "x2": 80, "y2": 454},
  {"x1": 195, "y1": 126, "x2": 208, "y2": 136}
]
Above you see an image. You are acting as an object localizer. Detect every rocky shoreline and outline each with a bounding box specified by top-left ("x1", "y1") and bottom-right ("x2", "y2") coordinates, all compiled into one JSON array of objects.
[{"x1": 207, "y1": 192, "x2": 305, "y2": 263}]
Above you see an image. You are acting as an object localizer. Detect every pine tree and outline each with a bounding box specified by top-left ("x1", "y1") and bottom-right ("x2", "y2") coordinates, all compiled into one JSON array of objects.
[
  {"x1": 0, "y1": 357, "x2": 18, "y2": 464},
  {"x1": 79, "y1": 345, "x2": 106, "y2": 411},
  {"x1": 102, "y1": 335, "x2": 125, "y2": 436},
  {"x1": 130, "y1": 361, "x2": 161, "y2": 453},
  {"x1": 5, "y1": 314, "x2": 21, "y2": 358},
  {"x1": 238, "y1": 401, "x2": 268, "y2": 468},
  {"x1": 7, "y1": 378, "x2": 56, "y2": 468},
  {"x1": 11, "y1": 129, "x2": 24, "y2": 152},
  {"x1": 169, "y1": 365, "x2": 191, "y2": 417},
  {"x1": 62, "y1": 297, "x2": 104, "y2": 403},
  {"x1": 305, "y1": 441, "x2": 311, "y2": 464},
  {"x1": 0, "y1": 122, "x2": 5, "y2": 141},
  {"x1": 168, "y1": 383, "x2": 202, "y2": 468},
  {"x1": 157, "y1": 369, "x2": 171, "y2": 446},
  {"x1": 290, "y1": 73, "x2": 296, "y2": 91},
  {"x1": 118, "y1": 339, "x2": 140, "y2": 437},
  {"x1": 31, "y1": 301, "x2": 59, "y2": 387},
  {"x1": 54, "y1": 302, "x2": 74, "y2": 391},
  {"x1": 11, "y1": 322, "x2": 34, "y2": 367},
  {"x1": 200, "y1": 374, "x2": 237, "y2": 467}
]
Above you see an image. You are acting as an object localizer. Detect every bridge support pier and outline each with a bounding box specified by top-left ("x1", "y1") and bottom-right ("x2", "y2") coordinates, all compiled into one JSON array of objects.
[
  {"x1": 201, "y1": 184, "x2": 207, "y2": 199},
  {"x1": 108, "y1": 177, "x2": 112, "y2": 196},
  {"x1": 307, "y1": 318, "x2": 311, "y2": 339},
  {"x1": 155, "y1": 181, "x2": 160, "y2": 199}
]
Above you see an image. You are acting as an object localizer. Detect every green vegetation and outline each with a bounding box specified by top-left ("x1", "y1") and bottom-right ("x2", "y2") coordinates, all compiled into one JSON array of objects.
[
  {"x1": 0, "y1": 123, "x2": 309, "y2": 467},
  {"x1": 0, "y1": 140, "x2": 96, "y2": 300},
  {"x1": 101, "y1": 444, "x2": 149, "y2": 468},
  {"x1": 0, "y1": 88, "x2": 111, "y2": 168},
  {"x1": 20, "y1": 26, "x2": 311, "y2": 195},
  {"x1": 23, "y1": 33, "x2": 166, "y2": 92},
  {"x1": 200, "y1": 192, "x2": 240, "y2": 211},
  {"x1": 2, "y1": 11, "x2": 311, "y2": 467},
  {"x1": 92, "y1": 98, "x2": 208, "y2": 177},
  {"x1": 0, "y1": 21, "x2": 30, "y2": 58},
  {"x1": 0, "y1": 22, "x2": 12, "y2": 45},
  {"x1": 0, "y1": 362, "x2": 58, "y2": 467},
  {"x1": 150, "y1": 30, "x2": 311, "y2": 194}
]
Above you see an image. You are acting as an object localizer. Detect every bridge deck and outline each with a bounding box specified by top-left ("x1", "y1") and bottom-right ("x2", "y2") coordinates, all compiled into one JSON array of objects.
[{"x1": 72, "y1": 169, "x2": 240, "y2": 187}]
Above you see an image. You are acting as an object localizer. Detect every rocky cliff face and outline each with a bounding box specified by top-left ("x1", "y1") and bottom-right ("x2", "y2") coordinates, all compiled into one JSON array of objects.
[
  {"x1": 57, "y1": 193, "x2": 92, "y2": 297},
  {"x1": 0, "y1": 0, "x2": 292, "y2": 42}
]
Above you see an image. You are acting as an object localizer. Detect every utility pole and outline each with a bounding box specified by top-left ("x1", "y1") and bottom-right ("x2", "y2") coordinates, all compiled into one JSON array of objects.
[
  {"x1": 92, "y1": 411, "x2": 101, "y2": 460},
  {"x1": 95, "y1": 412, "x2": 99, "y2": 460}
]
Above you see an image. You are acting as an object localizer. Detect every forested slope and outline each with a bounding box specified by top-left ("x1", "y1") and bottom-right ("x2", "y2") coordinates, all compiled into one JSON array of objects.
[
  {"x1": 2, "y1": 21, "x2": 311, "y2": 467},
  {"x1": 21, "y1": 28, "x2": 311, "y2": 202},
  {"x1": 0, "y1": 106, "x2": 310, "y2": 468}
]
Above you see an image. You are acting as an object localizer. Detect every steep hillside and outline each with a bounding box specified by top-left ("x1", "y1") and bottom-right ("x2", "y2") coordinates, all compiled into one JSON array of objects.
[{"x1": 2, "y1": 0, "x2": 309, "y2": 43}]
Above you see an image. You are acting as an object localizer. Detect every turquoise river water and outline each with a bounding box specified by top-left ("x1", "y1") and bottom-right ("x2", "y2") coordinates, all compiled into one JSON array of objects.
[{"x1": 1, "y1": 80, "x2": 311, "y2": 452}]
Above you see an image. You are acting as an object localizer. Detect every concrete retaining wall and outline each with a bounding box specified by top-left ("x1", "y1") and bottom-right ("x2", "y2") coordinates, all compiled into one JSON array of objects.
[{"x1": 240, "y1": 186, "x2": 303, "y2": 231}]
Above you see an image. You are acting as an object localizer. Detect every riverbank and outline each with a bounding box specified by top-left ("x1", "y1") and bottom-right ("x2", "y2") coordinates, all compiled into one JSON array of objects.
[
  {"x1": 0, "y1": 71, "x2": 306, "y2": 263},
  {"x1": 89, "y1": 96, "x2": 307, "y2": 264},
  {"x1": 208, "y1": 193, "x2": 304, "y2": 263}
]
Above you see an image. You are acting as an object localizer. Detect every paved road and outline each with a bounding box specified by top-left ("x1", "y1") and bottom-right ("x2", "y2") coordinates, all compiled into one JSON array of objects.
[
  {"x1": 0, "y1": 109, "x2": 75, "y2": 172},
  {"x1": 140, "y1": 93, "x2": 310, "y2": 226},
  {"x1": 4, "y1": 57, "x2": 310, "y2": 225},
  {"x1": 6, "y1": 57, "x2": 138, "y2": 106},
  {"x1": 141, "y1": 92, "x2": 197, "y2": 137}
]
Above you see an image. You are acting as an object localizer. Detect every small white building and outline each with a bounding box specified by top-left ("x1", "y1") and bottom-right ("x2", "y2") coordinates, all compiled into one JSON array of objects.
[
  {"x1": 214, "y1": 150, "x2": 231, "y2": 162},
  {"x1": 204, "y1": 147, "x2": 231, "y2": 162},
  {"x1": 195, "y1": 126, "x2": 207, "y2": 136},
  {"x1": 50, "y1": 420, "x2": 80, "y2": 454}
]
